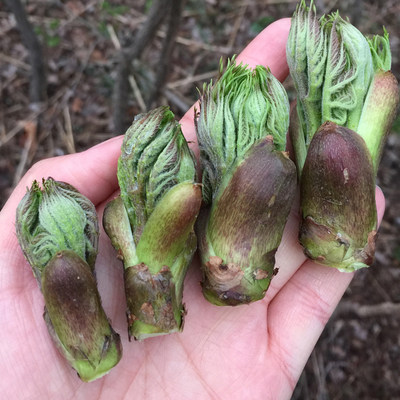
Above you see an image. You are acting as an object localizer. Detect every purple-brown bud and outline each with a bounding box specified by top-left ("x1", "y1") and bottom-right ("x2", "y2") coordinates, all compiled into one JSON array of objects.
[
  {"x1": 42, "y1": 250, "x2": 122, "y2": 381},
  {"x1": 300, "y1": 122, "x2": 377, "y2": 271}
]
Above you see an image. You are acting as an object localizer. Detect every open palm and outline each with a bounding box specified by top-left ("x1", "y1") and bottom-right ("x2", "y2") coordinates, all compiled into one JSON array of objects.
[{"x1": 0, "y1": 19, "x2": 384, "y2": 400}]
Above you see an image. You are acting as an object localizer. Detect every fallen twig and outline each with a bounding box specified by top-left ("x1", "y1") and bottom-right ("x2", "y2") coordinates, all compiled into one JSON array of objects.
[
  {"x1": 0, "y1": 52, "x2": 30, "y2": 71},
  {"x1": 226, "y1": 2, "x2": 248, "y2": 52},
  {"x1": 335, "y1": 300, "x2": 400, "y2": 318},
  {"x1": 13, "y1": 121, "x2": 37, "y2": 186},
  {"x1": 62, "y1": 106, "x2": 75, "y2": 154},
  {"x1": 164, "y1": 88, "x2": 192, "y2": 114},
  {"x1": 157, "y1": 31, "x2": 231, "y2": 55},
  {"x1": 166, "y1": 70, "x2": 218, "y2": 90},
  {"x1": 107, "y1": 24, "x2": 146, "y2": 112}
]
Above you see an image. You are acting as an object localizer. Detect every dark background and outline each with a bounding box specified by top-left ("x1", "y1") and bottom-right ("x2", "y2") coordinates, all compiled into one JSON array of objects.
[{"x1": 1, "y1": 1, "x2": 399, "y2": 398}]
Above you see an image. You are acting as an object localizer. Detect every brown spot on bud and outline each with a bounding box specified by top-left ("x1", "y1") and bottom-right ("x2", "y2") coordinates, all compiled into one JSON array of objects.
[
  {"x1": 117, "y1": 250, "x2": 124, "y2": 261},
  {"x1": 205, "y1": 256, "x2": 244, "y2": 291},
  {"x1": 124, "y1": 263, "x2": 180, "y2": 337},
  {"x1": 343, "y1": 168, "x2": 349, "y2": 184},
  {"x1": 126, "y1": 311, "x2": 137, "y2": 340},
  {"x1": 355, "y1": 229, "x2": 377, "y2": 266},
  {"x1": 301, "y1": 216, "x2": 336, "y2": 242},
  {"x1": 268, "y1": 195, "x2": 276, "y2": 207},
  {"x1": 159, "y1": 303, "x2": 175, "y2": 328},
  {"x1": 335, "y1": 233, "x2": 349, "y2": 247},
  {"x1": 265, "y1": 135, "x2": 274, "y2": 144},
  {"x1": 127, "y1": 311, "x2": 137, "y2": 325},
  {"x1": 206, "y1": 256, "x2": 222, "y2": 268},
  {"x1": 140, "y1": 302, "x2": 155, "y2": 318},
  {"x1": 133, "y1": 263, "x2": 149, "y2": 272},
  {"x1": 254, "y1": 269, "x2": 269, "y2": 280},
  {"x1": 160, "y1": 265, "x2": 170, "y2": 274}
]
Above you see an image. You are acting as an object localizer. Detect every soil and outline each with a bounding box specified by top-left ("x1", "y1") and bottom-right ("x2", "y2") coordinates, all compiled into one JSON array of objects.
[{"x1": 1, "y1": 1, "x2": 399, "y2": 399}]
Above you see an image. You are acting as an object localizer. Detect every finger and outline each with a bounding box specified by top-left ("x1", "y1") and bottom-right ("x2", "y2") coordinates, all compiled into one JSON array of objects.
[
  {"x1": 376, "y1": 185, "x2": 385, "y2": 224},
  {"x1": 263, "y1": 187, "x2": 386, "y2": 391},
  {"x1": 180, "y1": 17, "x2": 291, "y2": 159},
  {"x1": 236, "y1": 17, "x2": 291, "y2": 77},
  {"x1": 265, "y1": 261, "x2": 353, "y2": 395},
  {"x1": 265, "y1": 185, "x2": 386, "y2": 301}
]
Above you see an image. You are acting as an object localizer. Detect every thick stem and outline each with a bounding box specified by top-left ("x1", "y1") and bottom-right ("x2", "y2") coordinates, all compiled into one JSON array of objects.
[{"x1": 356, "y1": 70, "x2": 399, "y2": 173}]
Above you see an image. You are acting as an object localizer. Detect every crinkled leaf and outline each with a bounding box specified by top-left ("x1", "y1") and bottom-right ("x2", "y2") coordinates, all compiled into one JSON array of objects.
[
  {"x1": 16, "y1": 178, "x2": 99, "y2": 281},
  {"x1": 196, "y1": 58, "x2": 289, "y2": 203},
  {"x1": 117, "y1": 106, "x2": 196, "y2": 243}
]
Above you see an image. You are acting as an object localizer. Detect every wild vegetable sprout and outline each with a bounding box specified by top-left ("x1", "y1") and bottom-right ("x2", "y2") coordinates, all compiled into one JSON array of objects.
[
  {"x1": 103, "y1": 106, "x2": 202, "y2": 340},
  {"x1": 16, "y1": 178, "x2": 122, "y2": 382},
  {"x1": 195, "y1": 59, "x2": 297, "y2": 305},
  {"x1": 287, "y1": 0, "x2": 399, "y2": 271}
]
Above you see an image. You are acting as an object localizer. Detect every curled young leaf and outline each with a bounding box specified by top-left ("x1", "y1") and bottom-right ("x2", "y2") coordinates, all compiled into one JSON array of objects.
[
  {"x1": 287, "y1": 0, "x2": 327, "y2": 148},
  {"x1": 368, "y1": 27, "x2": 391, "y2": 72},
  {"x1": 16, "y1": 178, "x2": 99, "y2": 282},
  {"x1": 322, "y1": 13, "x2": 374, "y2": 130},
  {"x1": 196, "y1": 58, "x2": 289, "y2": 204},
  {"x1": 117, "y1": 106, "x2": 196, "y2": 243}
]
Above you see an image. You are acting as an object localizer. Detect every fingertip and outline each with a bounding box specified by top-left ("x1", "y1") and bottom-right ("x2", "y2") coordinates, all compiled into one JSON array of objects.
[
  {"x1": 180, "y1": 104, "x2": 199, "y2": 158},
  {"x1": 236, "y1": 17, "x2": 291, "y2": 81},
  {"x1": 376, "y1": 185, "x2": 385, "y2": 226}
]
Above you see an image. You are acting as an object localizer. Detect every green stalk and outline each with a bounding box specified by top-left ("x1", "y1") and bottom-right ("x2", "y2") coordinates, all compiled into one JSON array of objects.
[{"x1": 357, "y1": 70, "x2": 399, "y2": 173}]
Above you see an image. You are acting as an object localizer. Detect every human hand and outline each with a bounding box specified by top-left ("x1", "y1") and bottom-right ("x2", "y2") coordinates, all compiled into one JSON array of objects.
[{"x1": 0, "y1": 18, "x2": 385, "y2": 400}]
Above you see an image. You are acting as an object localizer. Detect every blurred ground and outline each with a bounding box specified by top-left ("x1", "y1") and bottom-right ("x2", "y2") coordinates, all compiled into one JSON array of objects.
[{"x1": 1, "y1": 1, "x2": 399, "y2": 399}]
